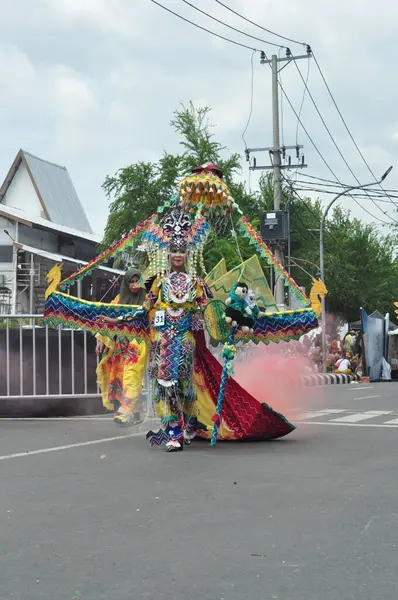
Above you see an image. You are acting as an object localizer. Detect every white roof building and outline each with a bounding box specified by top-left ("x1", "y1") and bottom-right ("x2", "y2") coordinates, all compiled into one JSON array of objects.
[{"x1": 0, "y1": 149, "x2": 119, "y2": 313}]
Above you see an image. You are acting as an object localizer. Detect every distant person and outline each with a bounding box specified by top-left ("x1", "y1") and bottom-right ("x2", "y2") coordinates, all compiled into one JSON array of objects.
[
  {"x1": 330, "y1": 339, "x2": 339, "y2": 355},
  {"x1": 353, "y1": 330, "x2": 362, "y2": 358},
  {"x1": 344, "y1": 330, "x2": 355, "y2": 354},
  {"x1": 95, "y1": 268, "x2": 149, "y2": 426},
  {"x1": 335, "y1": 352, "x2": 352, "y2": 374}
]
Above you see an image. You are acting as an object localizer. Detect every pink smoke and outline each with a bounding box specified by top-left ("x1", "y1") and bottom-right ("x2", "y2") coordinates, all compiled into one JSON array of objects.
[{"x1": 233, "y1": 341, "x2": 323, "y2": 423}]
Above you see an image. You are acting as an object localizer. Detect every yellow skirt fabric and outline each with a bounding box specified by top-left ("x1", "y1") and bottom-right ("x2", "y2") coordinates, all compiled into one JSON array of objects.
[{"x1": 97, "y1": 336, "x2": 149, "y2": 413}]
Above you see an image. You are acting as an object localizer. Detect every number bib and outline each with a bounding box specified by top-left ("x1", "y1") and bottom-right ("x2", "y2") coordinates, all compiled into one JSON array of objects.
[{"x1": 153, "y1": 310, "x2": 165, "y2": 328}]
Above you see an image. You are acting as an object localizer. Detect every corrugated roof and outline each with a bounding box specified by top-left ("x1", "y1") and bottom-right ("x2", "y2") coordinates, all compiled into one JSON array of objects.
[
  {"x1": 21, "y1": 150, "x2": 93, "y2": 234},
  {"x1": 0, "y1": 202, "x2": 100, "y2": 243},
  {"x1": 13, "y1": 242, "x2": 123, "y2": 276}
]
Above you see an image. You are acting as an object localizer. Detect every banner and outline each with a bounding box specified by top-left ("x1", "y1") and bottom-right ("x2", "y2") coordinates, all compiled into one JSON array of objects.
[{"x1": 360, "y1": 307, "x2": 385, "y2": 381}]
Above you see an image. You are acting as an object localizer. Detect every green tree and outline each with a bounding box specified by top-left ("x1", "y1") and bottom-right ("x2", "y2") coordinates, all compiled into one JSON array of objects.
[
  {"x1": 102, "y1": 154, "x2": 181, "y2": 248},
  {"x1": 323, "y1": 207, "x2": 398, "y2": 322}
]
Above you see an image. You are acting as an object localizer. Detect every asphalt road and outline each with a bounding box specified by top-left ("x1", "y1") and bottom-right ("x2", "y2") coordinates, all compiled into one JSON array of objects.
[{"x1": 1, "y1": 382, "x2": 397, "y2": 600}]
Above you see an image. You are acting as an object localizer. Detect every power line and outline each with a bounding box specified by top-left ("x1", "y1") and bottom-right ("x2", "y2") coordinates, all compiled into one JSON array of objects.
[
  {"x1": 277, "y1": 80, "x2": 394, "y2": 226},
  {"x1": 295, "y1": 179, "x2": 398, "y2": 195},
  {"x1": 204, "y1": 2, "x2": 398, "y2": 221},
  {"x1": 282, "y1": 174, "x2": 340, "y2": 245},
  {"x1": 298, "y1": 173, "x2": 356, "y2": 186},
  {"x1": 278, "y1": 48, "x2": 285, "y2": 148},
  {"x1": 312, "y1": 52, "x2": 397, "y2": 207},
  {"x1": 152, "y1": 0, "x2": 396, "y2": 227},
  {"x1": 241, "y1": 50, "x2": 256, "y2": 149},
  {"x1": 295, "y1": 186, "x2": 398, "y2": 203},
  {"x1": 292, "y1": 58, "x2": 398, "y2": 218},
  {"x1": 180, "y1": 0, "x2": 286, "y2": 49},
  {"x1": 150, "y1": 0, "x2": 262, "y2": 51},
  {"x1": 213, "y1": 0, "x2": 308, "y2": 47},
  {"x1": 295, "y1": 56, "x2": 310, "y2": 147},
  {"x1": 298, "y1": 173, "x2": 398, "y2": 196},
  {"x1": 211, "y1": 0, "x2": 394, "y2": 212},
  {"x1": 294, "y1": 177, "x2": 398, "y2": 203}
]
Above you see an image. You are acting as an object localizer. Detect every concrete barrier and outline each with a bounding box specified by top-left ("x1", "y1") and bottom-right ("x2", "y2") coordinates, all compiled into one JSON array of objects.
[{"x1": 302, "y1": 373, "x2": 361, "y2": 386}]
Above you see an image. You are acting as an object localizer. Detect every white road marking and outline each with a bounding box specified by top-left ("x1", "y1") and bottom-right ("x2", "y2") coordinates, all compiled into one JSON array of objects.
[
  {"x1": 0, "y1": 417, "x2": 111, "y2": 422},
  {"x1": 353, "y1": 395, "x2": 381, "y2": 401},
  {"x1": 345, "y1": 387, "x2": 374, "y2": 391},
  {"x1": 0, "y1": 431, "x2": 145, "y2": 462},
  {"x1": 300, "y1": 421, "x2": 398, "y2": 428},
  {"x1": 330, "y1": 411, "x2": 393, "y2": 423},
  {"x1": 302, "y1": 409, "x2": 347, "y2": 419},
  {"x1": 382, "y1": 418, "x2": 398, "y2": 425},
  {"x1": 0, "y1": 416, "x2": 158, "y2": 422}
]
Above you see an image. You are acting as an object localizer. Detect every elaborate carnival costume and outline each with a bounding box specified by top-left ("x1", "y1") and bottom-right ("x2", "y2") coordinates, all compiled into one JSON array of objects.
[
  {"x1": 134, "y1": 208, "x2": 211, "y2": 451},
  {"x1": 96, "y1": 268, "x2": 148, "y2": 426},
  {"x1": 43, "y1": 162, "x2": 320, "y2": 451}
]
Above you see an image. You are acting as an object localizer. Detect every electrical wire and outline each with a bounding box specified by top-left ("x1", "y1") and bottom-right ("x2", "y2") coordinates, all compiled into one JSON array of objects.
[
  {"x1": 295, "y1": 57, "x2": 310, "y2": 147},
  {"x1": 180, "y1": 0, "x2": 286, "y2": 49},
  {"x1": 241, "y1": 50, "x2": 256, "y2": 149},
  {"x1": 294, "y1": 186, "x2": 398, "y2": 203},
  {"x1": 213, "y1": 0, "x2": 308, "y2": 47},
  {"x1": 298, "y1": 173, "x2": 346, "y2": 185},
  {"x1": 150, "y1": 0, "x2": 262, "y2": 51},
  {"x1": 151, "y1": 0, "x2": 396, "y2": 227},
  {"x1": 292, "y1": 58, "x2": 398, "y2": 217},
  {"x1": 282, "y1": 172, "x2": 377, "y2": 246},
  {"x1": 289, "y1": 258, "x2": 318, "y2": 280},
  {"x1": 295, "y1": 178, "x2": 398, "y2": 195},
  {"x1": 278, "y1": 47, "x2": 285, "y2": 149},
  {"x1": 277, "y1": 80, "x2": 394, "y2": 226},
  {"x1": 298, "y1": 173, "x2": 398, "y2": 197},
  {"x1": 312, "y1": 51, "x2": 397, "y2": 207},
  {"x1": 202, "y1": 2, "x2": 398, "y2": 221}
]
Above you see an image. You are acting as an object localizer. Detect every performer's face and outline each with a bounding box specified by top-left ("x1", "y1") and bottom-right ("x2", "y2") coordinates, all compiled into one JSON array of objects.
[
  {"x1": 170, "y1": 249, "x2": 186, "y2": 271},
  {"x1": 129, "y1": 274, "x2": 141, "y2": 293}
]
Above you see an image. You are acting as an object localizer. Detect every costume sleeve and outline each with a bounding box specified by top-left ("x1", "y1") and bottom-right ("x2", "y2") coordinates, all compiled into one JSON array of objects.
[
  {"x1": 95, "y1": 295, "x2": 120, "y2": 344},
  {"x1": 142, "y1": 278, "x2": 161, "y2": 312},
  {"x1": 195, "y1": 279, "x2": 212, "y2": 311}
]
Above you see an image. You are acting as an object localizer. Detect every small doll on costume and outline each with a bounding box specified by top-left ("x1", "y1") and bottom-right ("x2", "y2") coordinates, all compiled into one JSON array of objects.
[
  {"x1": 241, "y1": 288, "x2": 265, "y2": 333},
  {"x1": 225, "y1": 282, "x2": 253, "y2": 332}
]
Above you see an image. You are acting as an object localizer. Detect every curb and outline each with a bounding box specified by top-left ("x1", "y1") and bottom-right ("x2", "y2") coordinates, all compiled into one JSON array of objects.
[{"x1": 301, "y1": 373, "x2": 361, "y2": 386}]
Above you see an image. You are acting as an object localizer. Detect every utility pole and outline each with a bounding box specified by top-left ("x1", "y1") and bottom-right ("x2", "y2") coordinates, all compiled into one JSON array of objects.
[
  {"x1": 271, "y1": 54, "x2": 284, "y2": 307},
  {"x1": 246, "y1": 47, "x2": 311, "y2": 308}
]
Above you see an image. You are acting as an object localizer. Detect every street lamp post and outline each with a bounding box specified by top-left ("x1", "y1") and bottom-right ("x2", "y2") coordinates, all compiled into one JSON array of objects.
[{"x1": 320, "y1": 166, "x2": 393, "y2": 372}]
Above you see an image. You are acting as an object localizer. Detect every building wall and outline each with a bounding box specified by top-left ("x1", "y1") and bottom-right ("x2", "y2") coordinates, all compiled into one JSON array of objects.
[
  {"x1": 2, "y1": 162, "x2": 44, "y2": 218},
  {"x1": 18, "y1": 224, "x2": 58, "y2": 252}
]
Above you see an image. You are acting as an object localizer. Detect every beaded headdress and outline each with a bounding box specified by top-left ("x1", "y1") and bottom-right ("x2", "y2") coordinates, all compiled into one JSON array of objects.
[
  {"x1": 162, "y1": 208, "x2": 192, "y2": 251},
  {"x1": 141, "y1": 206, "x2": 210, "y2": 279}
]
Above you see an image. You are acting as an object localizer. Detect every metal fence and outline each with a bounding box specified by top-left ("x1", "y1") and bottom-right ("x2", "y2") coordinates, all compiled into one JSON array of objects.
[
  {"x1": 0, "y1": 314, "x2": 100, "y2": 403},
  {"x1": 0, "y1": 314, "x2": 153, "y2": 418}
]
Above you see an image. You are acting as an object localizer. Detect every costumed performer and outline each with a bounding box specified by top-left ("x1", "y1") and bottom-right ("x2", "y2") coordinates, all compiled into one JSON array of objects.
[
  {"x1": 99, "y1": 207, "x2": 211, "y2": 452},
  {"x1": 96, "y1": 268, "x2": 149, "y2": 426},
  {"x1": 142, "y1": 208, "x2": 211, "y2": 452}
]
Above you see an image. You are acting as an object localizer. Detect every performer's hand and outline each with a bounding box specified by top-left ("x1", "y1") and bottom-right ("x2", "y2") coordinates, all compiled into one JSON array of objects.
[
  {"x1": 95, "y1": 341, "x2": 104, "y2": 356},
  {"x1": 97, "y1": 316, "x2": 119, "y2": 325}
]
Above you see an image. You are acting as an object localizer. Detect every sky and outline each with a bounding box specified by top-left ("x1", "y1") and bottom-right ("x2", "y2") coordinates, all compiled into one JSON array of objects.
[{"x1": 0, "y1": 0, "x2": 397, "y2": 236}]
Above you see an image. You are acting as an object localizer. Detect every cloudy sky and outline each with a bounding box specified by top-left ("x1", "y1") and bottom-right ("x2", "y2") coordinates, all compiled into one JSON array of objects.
[{"x1": 0, "y1": 0, "x2": 397, "y2": 235}]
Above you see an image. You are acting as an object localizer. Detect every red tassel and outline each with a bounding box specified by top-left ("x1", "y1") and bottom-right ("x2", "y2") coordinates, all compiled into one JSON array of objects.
[{"x1": 211, "y1": 414, "x2": 221, "y2": 427}]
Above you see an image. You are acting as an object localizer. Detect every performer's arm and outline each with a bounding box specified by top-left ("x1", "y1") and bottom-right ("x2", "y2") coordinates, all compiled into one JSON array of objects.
[
  {"x1": 95, "y1": 295, "x2": 120, "y2": 346},
  {"x1": 195, "y1": 279, "x2": 213, "y2": 312},
  {"x1": 99, "y1": 280, "x2": 160, "y2": 325}
]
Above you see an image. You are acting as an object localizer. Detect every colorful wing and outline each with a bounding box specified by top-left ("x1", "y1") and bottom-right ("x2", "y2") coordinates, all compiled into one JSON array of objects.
[
  {"x1": 44, "y1": 291, "x2": 149, "y2": 343},
  {"x1": 235, "y1": 308, "x2": 318, "y2": 345},
  {"x1": 203, "y1": 300, "x2": 229, "y2": 344}
]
